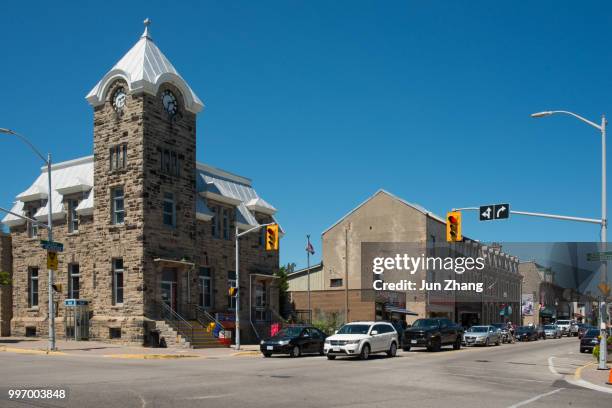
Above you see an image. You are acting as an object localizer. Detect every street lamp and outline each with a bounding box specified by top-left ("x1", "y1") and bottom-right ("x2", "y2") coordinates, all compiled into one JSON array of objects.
[
  {"x1": 0, "y1": 128, "x2": 56, "y2": 351},
  {"x1": 234, "y1": 222, "x2": 276, "y2": 350},
  {"x1": 531, "y1": 110, "x2": 608, "y2": 369}
]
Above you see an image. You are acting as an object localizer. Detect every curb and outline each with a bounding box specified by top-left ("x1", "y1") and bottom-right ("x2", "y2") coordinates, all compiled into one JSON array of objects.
[
  {"x1": 103, "y1": 354, "x2": 200, "y2": 359},
  {"x1": 0, "y1": 346, "x2": 66, "y2": 356},
  {"x1": 570, "y1": 362, "x2": 612, "y2": 394},
  {"x1": 232, "y1": 351, "x2": 261, "y2": 357}
]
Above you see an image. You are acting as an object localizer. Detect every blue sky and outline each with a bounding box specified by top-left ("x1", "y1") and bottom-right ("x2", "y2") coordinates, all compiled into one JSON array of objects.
[{"x1": 1, "y1": 1, "x2": 611, "y2": 268}]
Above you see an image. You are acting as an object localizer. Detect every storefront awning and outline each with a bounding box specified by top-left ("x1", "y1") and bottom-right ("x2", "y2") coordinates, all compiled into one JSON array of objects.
[{"x1": 384, "y1": 305, "x2": 418, "y2": 316}]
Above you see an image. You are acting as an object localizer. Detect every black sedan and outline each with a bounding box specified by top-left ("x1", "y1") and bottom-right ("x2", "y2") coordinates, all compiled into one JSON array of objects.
[
  {"x1": 515, "y1": 326, "x2": 538, "y2": 341},
  {"x1": 260, "y1": 325, "x2": 327, "y2": 357},
  {"x1": 580, "y1": 328, "x2": 601, "y2": 353}
]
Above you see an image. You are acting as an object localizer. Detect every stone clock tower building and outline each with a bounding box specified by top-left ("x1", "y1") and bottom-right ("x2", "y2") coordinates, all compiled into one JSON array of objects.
[
  {"x1": 4, "y1": 21, "x2": 280, "y2": 346},
  {"x1": 85, "y1": 20, "x2": 203, "y2": 339}
]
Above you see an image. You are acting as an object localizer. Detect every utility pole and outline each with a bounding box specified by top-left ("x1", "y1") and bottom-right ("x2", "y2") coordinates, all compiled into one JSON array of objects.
[{"x1": 344, "y1": 224, "x2": 350, "y2": 324}]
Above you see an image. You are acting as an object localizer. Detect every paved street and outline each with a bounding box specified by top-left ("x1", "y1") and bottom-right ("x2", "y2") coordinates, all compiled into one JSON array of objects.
[{"x1": 0, "y1": 337, "x2": 610, "y2": 408}]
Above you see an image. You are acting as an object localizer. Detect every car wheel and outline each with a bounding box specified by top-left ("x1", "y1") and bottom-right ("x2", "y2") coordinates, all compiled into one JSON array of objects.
[
  {"x1": 453, "y1": 337, "x2": 461, "y2": 350},
  {"x1": 387, "y1": 342, "x2": 397, "y2": 357},
  {"x1": 290, "y1": 345, "x2": 301, "y2": 358},
  {"x1": 402, "y1": 344, "x2": 411, "y2": 352},
  {"x1": 432, "y1": 338, "x2": 441, "y2": 352},
  {"x1": 580, "y1": 348, "x2": 585, "y2": 353},
  {"x1": 360, "y1": 344, "x2": 370, "y2": 360},
  {"x1": 319, "y1": 346, "x2": 324, "y2": 356},
  {"x1": 327, "y1": 354, "x2": 336, "y2": 360},
  {"x1": 263, "y1": 353, "x2": 272, "y2": 358}
]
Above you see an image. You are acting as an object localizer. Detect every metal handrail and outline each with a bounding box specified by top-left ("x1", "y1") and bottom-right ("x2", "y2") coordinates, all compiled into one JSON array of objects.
[
  {"x1": 156, "y1": 300, "x2": 193, "y2": 343},
  {"x1": 194, "y1": 305, "x2": 227, "y2": 338}
]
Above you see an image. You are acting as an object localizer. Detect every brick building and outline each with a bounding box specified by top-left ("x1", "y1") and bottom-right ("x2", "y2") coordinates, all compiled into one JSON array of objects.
[
  {"x1": 288, "y1": 190, "x2": 521, "y2": 327},
  {"x1": 2, "y1": 22, "x2": 280, "y2": 345}
]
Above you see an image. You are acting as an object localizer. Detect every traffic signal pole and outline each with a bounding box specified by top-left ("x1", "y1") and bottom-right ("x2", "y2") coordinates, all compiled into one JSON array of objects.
[
  {"x1": 234, "y1": 222, "x2": 276, "y2": 350},
  {"x1": 454, "y1": 205, "x2": 608, "y2": 368}
]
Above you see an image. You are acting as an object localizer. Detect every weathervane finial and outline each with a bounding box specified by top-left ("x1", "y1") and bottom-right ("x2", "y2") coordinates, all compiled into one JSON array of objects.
[{"x1": 142, "y1": 18, "x2": 151, "y2": 39}]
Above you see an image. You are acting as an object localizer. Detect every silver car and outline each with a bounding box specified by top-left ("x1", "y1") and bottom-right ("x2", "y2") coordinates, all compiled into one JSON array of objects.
[
  {"x1": 543, "y1": 324, "x2": 562, "y2": 339},
  {"x1": 463, "y1": 325, "x2": 501, "y2": 346}
]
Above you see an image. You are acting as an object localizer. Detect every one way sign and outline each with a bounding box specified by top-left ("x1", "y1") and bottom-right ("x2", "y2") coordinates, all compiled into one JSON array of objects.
[{"x1": 480, "y1": 204, "x2": 510, "y2": 221}]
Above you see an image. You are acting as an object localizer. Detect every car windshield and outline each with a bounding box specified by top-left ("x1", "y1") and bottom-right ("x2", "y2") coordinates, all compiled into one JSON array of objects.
[
  {"x1": 275, "y1": 327, "x2": 304, "y2": 337},
  {"x1": 468, "y1": 326, "x2": 488, "y2": 333},
  {"x1": 412, "y1": 319, "x2": 439, "y2": 328},
  {"x1": 337, "y1": 324, "x2": 370, "y2": 335},
  {"x1": 544, "y1": 325, "x2": 556, "y2": 330},
  {"x1": 585, "y1": 329, "x2": 600, "y2": 337}
]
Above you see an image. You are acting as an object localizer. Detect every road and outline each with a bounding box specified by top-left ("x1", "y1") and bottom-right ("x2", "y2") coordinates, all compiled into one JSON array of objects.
[{"x1": 0, "y1": 337, "x2": 610, "y2": 408}]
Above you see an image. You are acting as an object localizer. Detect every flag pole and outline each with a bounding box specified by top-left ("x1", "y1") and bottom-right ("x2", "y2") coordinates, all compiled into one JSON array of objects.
[{"x1": 307, "y1": 234, "x2": 311, "y2": 323}]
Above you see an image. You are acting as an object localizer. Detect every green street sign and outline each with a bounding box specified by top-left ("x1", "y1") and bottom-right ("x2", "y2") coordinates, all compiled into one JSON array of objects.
[
  {"x1": 586, "y1": 252, "x2": 612, "y2": 262},
  {"x1": 40, "y1": 240, "x2": 64, "y2": 253}
]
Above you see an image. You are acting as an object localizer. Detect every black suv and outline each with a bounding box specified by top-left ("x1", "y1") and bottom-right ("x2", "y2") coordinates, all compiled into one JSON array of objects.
[{"x1": 403, "y1": 318, "x2": 463, "y2": 352}]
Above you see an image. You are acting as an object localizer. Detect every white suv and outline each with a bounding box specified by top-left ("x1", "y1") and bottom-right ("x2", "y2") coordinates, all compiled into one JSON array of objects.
[{"x1": 324, "y1": 321, "x2": 398, "y2": 360}]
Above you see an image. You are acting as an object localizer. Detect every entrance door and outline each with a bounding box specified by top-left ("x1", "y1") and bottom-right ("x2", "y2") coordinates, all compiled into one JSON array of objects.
[
  {"x1": 255, "y1": 282, "x2": 267, "y2": 321},
  {"x1": 161, "y1": 268, "x2": 178, "y2": 311}
]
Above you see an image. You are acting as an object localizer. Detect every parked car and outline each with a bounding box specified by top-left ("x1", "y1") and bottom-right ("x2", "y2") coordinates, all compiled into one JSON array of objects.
[
  {"x1": 463, "y1": 325, "x2": 501, "y2": 347},
  {"x1": 535, "y1": 325, "x2": 547, "y2": 339},
  {"x1": 324, "y1": 321, "x2": 398, "y2": 360},
  {"x1": 543, "y1": 324, "x2": 562, "y2": 339},
  {"x1": 403, "y1": 318, "x2": 463, "y2": 352},
  {"x1": 515, "y1": 326, "x2": 539, "y2": 341},
  {"x1": 260, "y1": 325, "x2": 327, "y2": 358},
  {"x1": 555, "y1": 319, "x2": 578, "y2": 337},
  {"x1": 578, "y1": 324, "x2": 595, "y2": 339},
  {"x1": 580, "y1": 328, "x2": 601, "y2": 353}
]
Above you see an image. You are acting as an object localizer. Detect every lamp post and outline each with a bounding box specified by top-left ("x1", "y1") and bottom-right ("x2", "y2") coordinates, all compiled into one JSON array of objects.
[
  {"x1": 0, "y1": 128, "x2": 55, "y2": 351},
  {"x1": 531, "y1": 110, "x2": 608, "y2": 369}
]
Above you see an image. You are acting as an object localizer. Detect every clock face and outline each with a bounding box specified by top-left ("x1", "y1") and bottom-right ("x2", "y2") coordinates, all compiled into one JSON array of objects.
[
  {"x1": 112, "y1": 88, "x2": 126, "y2": 111},
  {"x1": 162, "y1": 90, "x2": 178, "y2": 116}
]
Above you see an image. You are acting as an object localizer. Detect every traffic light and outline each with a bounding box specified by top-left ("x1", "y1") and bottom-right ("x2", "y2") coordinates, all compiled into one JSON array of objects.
[
  {"x1": 265, "y1": 224, "x2": 279, "y2": 251},
  {"x1": 446, "y1": 211, "x2": 462, "y2": 242},
  {"x1": 228, "y1": 286, "x2": 238, "y2": 297}
]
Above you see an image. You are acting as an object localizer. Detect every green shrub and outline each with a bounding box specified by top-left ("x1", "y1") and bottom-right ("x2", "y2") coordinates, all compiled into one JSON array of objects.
[
  {"x1": 311, "y1": 310, "x2": 345, "y2": 335},
  {"x1": 592, "y1": 333, "x2": 612, "y2": 360},
  {"x1": 0, "y1": 271, "x2": 11, "y2": 286}
]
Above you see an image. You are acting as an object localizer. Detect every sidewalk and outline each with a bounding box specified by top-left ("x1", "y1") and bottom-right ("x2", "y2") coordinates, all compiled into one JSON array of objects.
[
  {"x1": 574, "y1": 362, "x2": 612, "y2": 394},
  {"x1": 0, "y1": 337, "x2": 262, "y2": 359}
]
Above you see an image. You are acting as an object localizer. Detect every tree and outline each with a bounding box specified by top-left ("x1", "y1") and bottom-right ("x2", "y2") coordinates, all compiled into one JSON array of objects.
[
  {"x1": 275, "y1": 263, "x2": 295, "y2": 318},
  {"x1": 0, "y1": 271, "x2": 11, "y2": 286}
]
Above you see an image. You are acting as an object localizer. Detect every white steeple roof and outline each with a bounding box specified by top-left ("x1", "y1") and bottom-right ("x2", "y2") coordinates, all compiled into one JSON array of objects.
[{"x1": 86, "y1": 19, "x2": 203, "y2": 114}]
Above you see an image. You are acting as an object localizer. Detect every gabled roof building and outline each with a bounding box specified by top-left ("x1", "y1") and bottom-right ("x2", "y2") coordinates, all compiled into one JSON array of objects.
[{"x1": 3, "y1": 21, "x2": 280, "y2": 345}]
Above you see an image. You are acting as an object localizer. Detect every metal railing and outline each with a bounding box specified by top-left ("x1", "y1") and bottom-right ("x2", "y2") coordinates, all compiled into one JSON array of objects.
[
  {"x1": 155, "y1": 300, "x2": 194, "y2": 343},
  {"x1": 194, "y1": 305, "x2": 227, "y2": 339}
]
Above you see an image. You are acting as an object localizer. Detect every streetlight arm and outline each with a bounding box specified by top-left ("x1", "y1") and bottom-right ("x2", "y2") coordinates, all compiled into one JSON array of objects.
[
  {"x1": 0, "y1": 128, "x2": 48, "y2": 164},
  {"x1": 547, "y1": 111, "x2": 602, "y2": 130}
]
